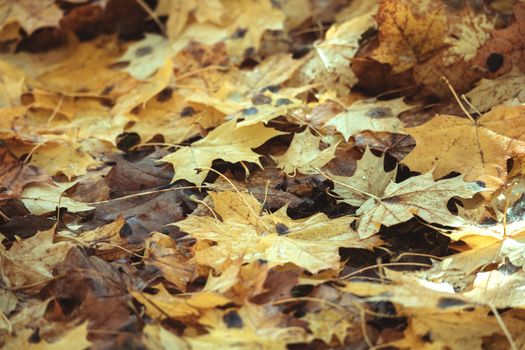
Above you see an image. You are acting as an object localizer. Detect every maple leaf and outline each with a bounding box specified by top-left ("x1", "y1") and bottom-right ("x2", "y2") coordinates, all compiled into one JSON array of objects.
[
  {"x1": 341, "y1": 270, "x2": 525, "y2": 349},
  {"x1": 272, "y1": 130, "x2": 338, "y2": 175},
  {"x1": 115, "y1": 34, "x2": 171, "y2": 81},
  {"x1": 126, "y1": 90, "x2": 223, "y2": 144},
  {"x1": 143, "y1": 232, "x2": 196, "y2": 292},
  {"x1": 296, "y1": 1, "x2": 377, "y2": 96},
  {"x1": 70, "y1": 216, "x2": 142, "y2": 260},
  {"x1": 132, "y1": 283, "x2": 229, "y2": 320},
  {"x1": 402, "y1": 105, "x2": 525, "y2": 190},
  {"x1": 465, "y1": 68, "x2": 525, "y2": 112},
  {"x1": 372, "y1": 0, "x2": 448, "y2": 73},
  {"x1": 331, "y1": 148, "x2": 484, "y2": 238},
  {"x1": 0, "y1": 226, "x2": 74, "y2": 289},
  {"x1": 176, "y1": 190, "x2": 381, "y2": 273},
  {"x1": 165, "y1": 0, "x2": 285, "y2": 63},
  {"x1": 325, "y1": 97, "x2": 412, "y2": 141},
  {"x1": 2, "y1": 322, "x2": 91, "y2": 350},
  {"x1": 0, "y1": 60, "x2": 25, "y2": 108},
  {"x1": 186, "y1": 303, "x2": 309, "y2": 350},
  {"x1": 160, "y1": 121, "x2": 284, "y2": 185},
  {"x1": 0, "y1": 146, "x2": 49, "y2": 201},
  {"x1": 303, "y1": 308, "x2": 359, "y2": 345},
  {"x1": 142, "y1": 324, "x2": 190, "y2": 350},
  {"x1": 0, "y1": 0, "x2": 63, "y2": 35},
  {"x1": 20, "y1": 182, "x2": 94, "y2": 215}
]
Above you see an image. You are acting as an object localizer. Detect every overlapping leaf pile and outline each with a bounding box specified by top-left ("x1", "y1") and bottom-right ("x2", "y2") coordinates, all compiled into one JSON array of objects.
[{"x1": 1, "y1": 0, "x2": 525, "y2": 349}]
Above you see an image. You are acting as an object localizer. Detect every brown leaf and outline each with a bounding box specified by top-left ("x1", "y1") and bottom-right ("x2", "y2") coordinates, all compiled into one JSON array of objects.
[{"x1": 0, "y1": 147, "x2": 49, "y2": 201}]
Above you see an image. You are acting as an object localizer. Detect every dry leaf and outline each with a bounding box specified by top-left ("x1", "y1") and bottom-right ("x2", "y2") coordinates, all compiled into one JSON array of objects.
[
  {"x1": 402, "y1": 106, "x2": 525, "y2": 190},
  {"x1": 332, "y1": 148, "x2": 484, "y2": 238},
  {"x1": 161, "y1": 121, "x2": 284, "y2": 184},
  {"x1": 326, "y1": 97, "x2": 412, "y2": 141},
  {"x1": 176, "y1": 190, "x2": 381, "y2": 273},
  {"x1": 272, "y1": 130, "x2": 338, "y2": 175}
]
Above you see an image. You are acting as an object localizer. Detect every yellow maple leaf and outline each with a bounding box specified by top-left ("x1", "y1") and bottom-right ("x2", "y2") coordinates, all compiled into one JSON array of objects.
[
  {"x1": 272, "y1": 130, "x2": 339, "y2": 175},
  {"x1": 0, "y1": 0, "x2": 63, "y2": 35},
  {"x1": 143, "y1": 232, "x2": 196, "y2": 292},
  {"x1": 0, "y1": 226, "x2": 75, "y2": 289},
  {"x1": 402, "y1": 105, "x2": 525, "y2": 190},
  {"x1": 160, "y1": 121, "x2": 284, "y2": 184},
  {"x1": 331, "y1": 148, "x2": 484, "y2": 238},
  {"x1": 372, "y1": 0, "x2": 447, "y2": 73},
  {"x1": 325, "y1": 97, "x2": 412, "y2": 141},
  {"x1": 176, "y1": 190, "x2": 381, "y2": 273},
  {"x1": 186, "y1": 303, "x2": 309, "y2": 350}
]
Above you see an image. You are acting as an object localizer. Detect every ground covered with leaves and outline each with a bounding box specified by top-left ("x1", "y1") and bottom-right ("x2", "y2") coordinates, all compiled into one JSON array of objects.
[{"x1": 1, "y1": 0, "x2": 525, "y2": 349}]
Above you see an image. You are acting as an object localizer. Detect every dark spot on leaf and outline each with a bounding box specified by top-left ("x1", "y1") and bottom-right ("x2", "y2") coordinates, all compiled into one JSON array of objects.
[
  {"x1": 119, "y1": 222, "x2": 132, "y2": 238},
  {"x1": 437, "y1": 297, "x2": 467, "y2": 308},
  {"x1": 261, "y1": 85, "x2": 280, "y2": 93},
  {"x1": 157, "y1": 88, "x2": 173, "y2": 102},
  {"x1": 135, "y1": 45, "x2": 153, "y2": 57},
  {"x1": 181, "y1": 106, "x2": 195, "y2": 117},
  {"x1": 275, "y1": 98, "x2": 292, "y2": 107},
  {"x1": 475, "y1": 181, "x2": 485, "y2": 188},
  {"x1": 232, "y1": 28, "x2": 247, "y2": 39},
  {"x1": 29, "y1": 328, "x2": 40, "y2": 343},
  {"x1": 244, "y1": 47, "x2": 255, "y2": 57},
  {"x1": 101, "y1": 85, "x2": 114, "y2": 96},
  {"x1": 486, "y1": 53, "x2": 504, "y2": 73},
  {"x1": 275, "y1": 223, "x2": 289, "y2": 235},
  {"x1": 108, "y1": 61, "x2": 129, "y2": 70},
  {"x1": 100, "y1": 98, "x2": 114, "y2": 107},
  {"x1": 291, "y1": 284, "x2": 313, "y2": 297},
  {"x1": 421, "y1": 331, "x2": 432, "y2": 342},
  {"x1": 242, "y1": 107, "x2": 258, "y2": 116},
  {"x1": 257, "y1": 259, "x2": 268, "y2": 265},
  {"x1": 116, "y1": 132, "x2": 140, "y2": 151},
  {"x1": 251, "y1": 94, "x2": 272, "y2": 105},
  {"x1": 366, "y1": 107, "x2": 392, "y2": 118},
  {"x1": 223, "y1": 310, "x2": 243, "y2": 328},
  {"x1": 498, "y1": 257, "x2": 520, "y2": 275}
]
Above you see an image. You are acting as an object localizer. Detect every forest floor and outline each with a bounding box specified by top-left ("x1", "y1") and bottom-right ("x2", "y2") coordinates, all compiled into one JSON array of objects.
[{"x1": 2, "y1": 0, "x2": 525, "y2": 349}]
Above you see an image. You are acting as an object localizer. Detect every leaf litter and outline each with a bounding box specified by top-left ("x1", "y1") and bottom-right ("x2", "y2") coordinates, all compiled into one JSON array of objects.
[{"x1": 1, "y1": 0, "x2": 525, "y2": 349}]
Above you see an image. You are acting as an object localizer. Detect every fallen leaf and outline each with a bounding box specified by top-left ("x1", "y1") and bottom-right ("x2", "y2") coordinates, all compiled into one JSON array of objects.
[
  {"x1": 272, "y1": 130, "x2": 338, "y2": 175},
  {"x1": 115, "y1": 34, "x2": 171, "y2": 80},
  {"x1": 326, "y1": 98, "x2": 412, "y2": 141},
  {"x1": 143, "y1": 232, "x2": 196, "y2": 291},
  {"x1": 0, "y1": 226, "x2": 74, "y2": 289},
  {"x1": 0, "y1": 146, "x2": 49, "y2": 201},
  {"x1": 402, "y1": 105, "x2": 525, "y2": 190},
  {"x1": 332, "y1": 148, "x2": 484, "y2": 238},
  {"x1": 465, "y1": 68, "x2": 525, "y2": 112},
  {"x1": 186, "y1": 303, "x2": 309, "y2": 350},
  {"x1": 20, "y1": 182, "x2": 94, "y2": 215},
  {"x1": 2, "y1": 322, "x2": 91, "y2": 350},
  {"x1": 176, "y1": 190, "x2": 381, "y2": 273},
  {"x1": 160, "y1": 121, "x2": 284, "y2": 185},
  {"x1": 0, "y1": 0, "x2": 63, "y2": 35}
]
